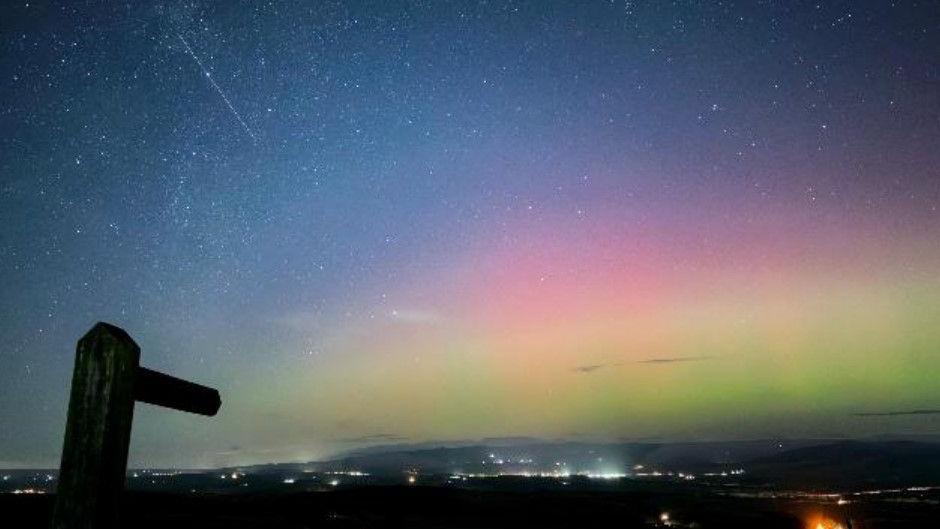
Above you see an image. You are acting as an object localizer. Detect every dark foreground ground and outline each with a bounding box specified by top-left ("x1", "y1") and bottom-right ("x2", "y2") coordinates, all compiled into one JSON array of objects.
[{"x1": 4, "y1": 486, "x2": 939, "y2": 529}]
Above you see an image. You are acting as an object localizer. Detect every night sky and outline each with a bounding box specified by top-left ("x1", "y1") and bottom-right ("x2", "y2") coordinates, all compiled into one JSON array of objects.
[{"x1": 1, "y1": 1, "x2": 939, "y2": 468}]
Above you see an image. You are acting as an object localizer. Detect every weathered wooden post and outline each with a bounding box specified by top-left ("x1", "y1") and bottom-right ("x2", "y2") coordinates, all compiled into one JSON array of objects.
[{"x1": 51, "y1": 322, "x2": 221, "y2": 529}]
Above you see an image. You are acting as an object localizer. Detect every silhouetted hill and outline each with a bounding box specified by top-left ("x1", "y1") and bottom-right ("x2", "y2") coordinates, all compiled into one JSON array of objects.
[
  {"x1": 744, "y1": 440, "x2": 940, "y2": 488},
  {"x1": 310, "y1": 439, "x2": 836, "y2": 475}
]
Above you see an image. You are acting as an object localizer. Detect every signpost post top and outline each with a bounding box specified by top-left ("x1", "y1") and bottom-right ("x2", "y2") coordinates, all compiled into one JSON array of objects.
[{"x1": 51, "y1": 322, "x2": 221, "y2": 529}]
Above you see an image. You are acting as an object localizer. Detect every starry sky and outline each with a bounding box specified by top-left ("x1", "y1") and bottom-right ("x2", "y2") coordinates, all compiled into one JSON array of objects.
[{"x1": 1, "y1": 1, "x2": 939, "y2": 468}]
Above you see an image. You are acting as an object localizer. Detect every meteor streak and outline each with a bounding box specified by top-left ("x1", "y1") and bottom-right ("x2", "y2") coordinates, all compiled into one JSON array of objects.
[{"x1": 177, "y1": 33, "x2": 256, "y2": 141}]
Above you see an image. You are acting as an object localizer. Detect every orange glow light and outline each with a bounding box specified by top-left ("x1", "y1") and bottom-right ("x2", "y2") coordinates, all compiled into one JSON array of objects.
[{"x1": 807, "y1": 514, "x2": 845, "y2": 529}]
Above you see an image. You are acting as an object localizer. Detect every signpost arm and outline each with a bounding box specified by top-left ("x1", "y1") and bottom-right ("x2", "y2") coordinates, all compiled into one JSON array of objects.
[{"x1": 135, "y1": 367, "x2": 221, "y2": 416}]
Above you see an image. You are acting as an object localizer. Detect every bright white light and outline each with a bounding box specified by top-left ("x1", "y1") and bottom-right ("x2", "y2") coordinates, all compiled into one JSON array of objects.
[
  {"x1": 408, "y1": 475, "x2": 416, "y2": 484},
  {"x1": 329, "y1": 479, "x2": 339, "y2": 487},
  {"x1": 584, "y1": 472, "x2": 627, "y2": 480},
  {"x1": 326, "y1": 470, "x2": 367, "y2": 476},
  {"x1": 283, "y1": 478, "x2": 296, "y2": 484},
  {"x1": 660, "y1": 512, "x2": 670, "y2": 522}
]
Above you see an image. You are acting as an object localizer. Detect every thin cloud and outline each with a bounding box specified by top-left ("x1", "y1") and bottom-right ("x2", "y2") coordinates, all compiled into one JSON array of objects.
[
  {"x1": 853, "y1": 409, "x2": 940, "y2": 417},
  {"x1": 214, "y1": 446, "x2": 242, "y2": 456},
  {"x1": 388, "y1": 308, "x2": 442, "y2": 324},
  {"x1": 572, "y1": 364, "x2": 607, "y2": 374},
  {"x1": 637, "y1": 355, "x2": 714, "y2": 364},
  {"x1": 340, "y1": 433, "x2": 409, "y2": 443}
]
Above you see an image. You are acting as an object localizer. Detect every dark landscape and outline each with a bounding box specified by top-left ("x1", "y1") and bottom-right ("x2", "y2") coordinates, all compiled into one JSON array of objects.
[{"x1": 5, "y1": 439, "x2": 940, "y2": 527}]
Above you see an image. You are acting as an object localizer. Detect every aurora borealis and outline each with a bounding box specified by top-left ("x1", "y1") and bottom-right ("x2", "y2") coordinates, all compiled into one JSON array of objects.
[{"x1": 1, "y1": 1, "x2": 939, "y2": 468}]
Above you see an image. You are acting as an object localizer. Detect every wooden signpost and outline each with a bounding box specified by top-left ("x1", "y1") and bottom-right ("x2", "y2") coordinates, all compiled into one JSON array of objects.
[{"x1": 51, "y1": 322, "x2": 221, "y2": 529}]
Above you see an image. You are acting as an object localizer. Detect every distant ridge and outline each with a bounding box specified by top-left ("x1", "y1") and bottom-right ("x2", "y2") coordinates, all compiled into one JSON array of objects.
[{"x1": 744, "y1": 440, "x2": 940, "y2": 488}]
